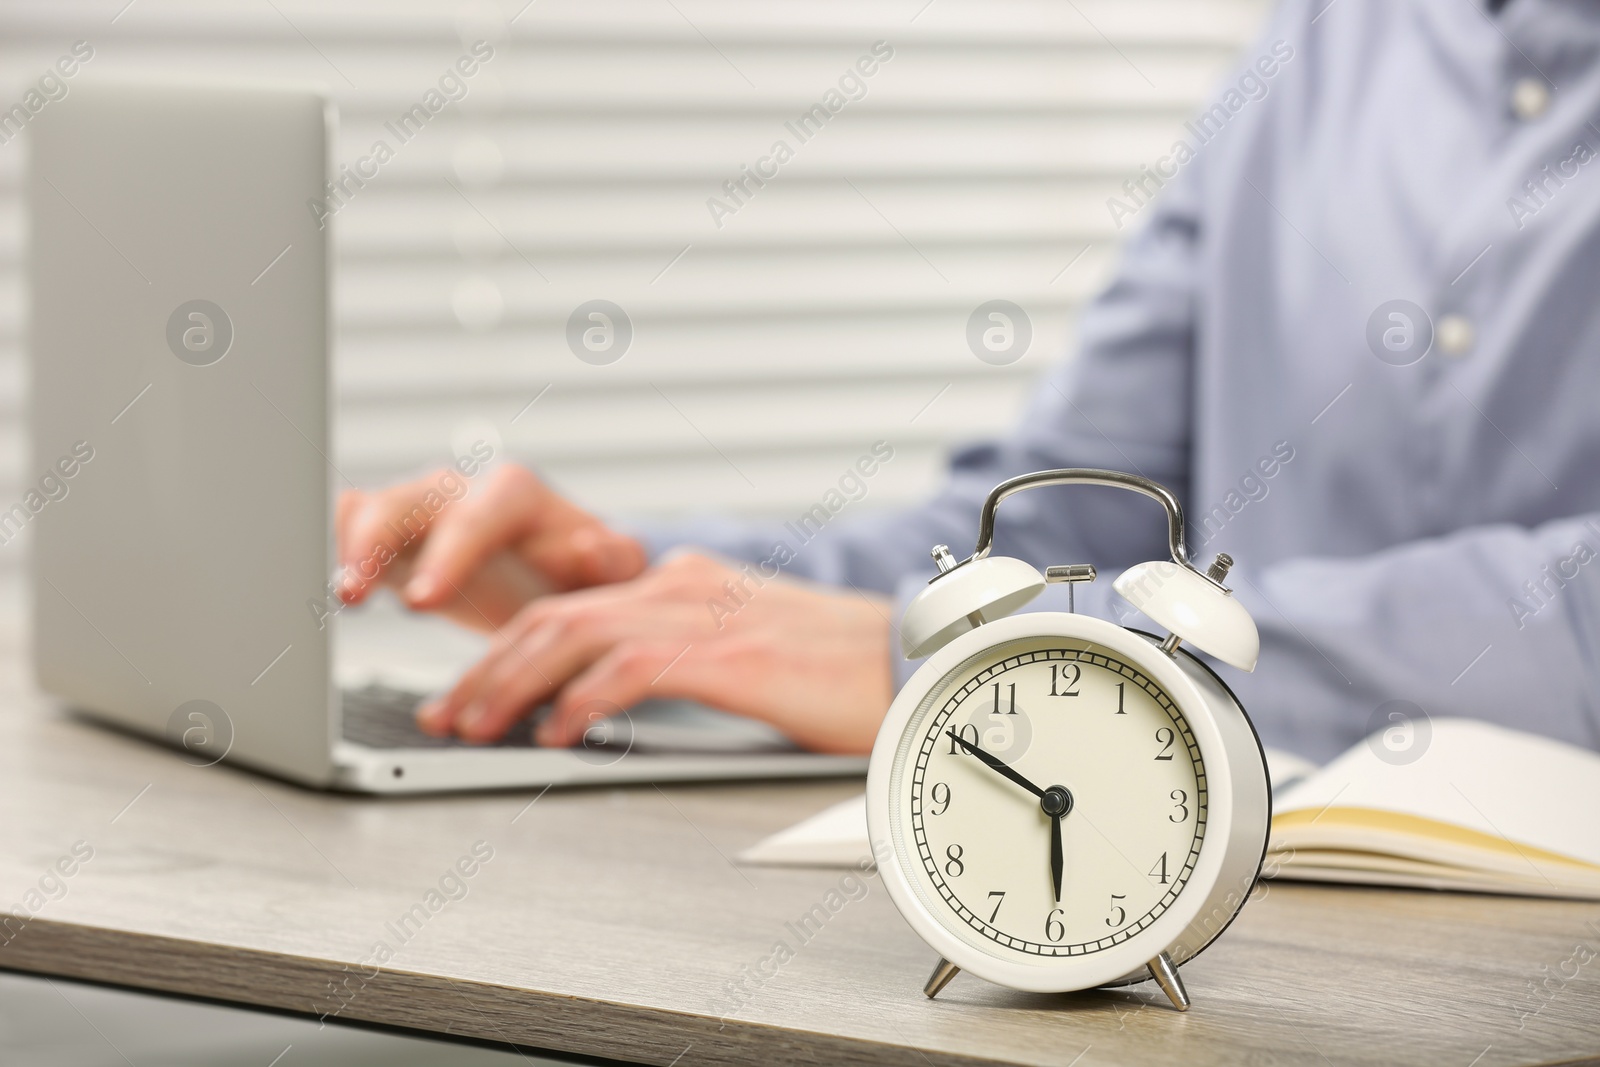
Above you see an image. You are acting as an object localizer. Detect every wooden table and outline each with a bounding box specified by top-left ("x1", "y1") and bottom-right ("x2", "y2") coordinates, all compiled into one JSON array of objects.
[{"x1": 1, "y1": 658, "x2": 1597, "y2": 1066}]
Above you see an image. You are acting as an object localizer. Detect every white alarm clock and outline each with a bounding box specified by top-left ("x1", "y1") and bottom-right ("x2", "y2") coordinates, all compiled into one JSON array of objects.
[{"x1": 866, "y1": 469, "x2": 1270, "y2": 1011}]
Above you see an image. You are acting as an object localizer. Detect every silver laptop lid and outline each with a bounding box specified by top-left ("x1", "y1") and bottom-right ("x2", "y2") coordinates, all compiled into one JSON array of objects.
[{"x1": 30, "y1": 81, "x2": 336, "y2": 785}]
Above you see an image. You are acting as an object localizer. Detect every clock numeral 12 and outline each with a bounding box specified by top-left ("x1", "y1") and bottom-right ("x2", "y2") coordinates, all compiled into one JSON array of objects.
[{"x1": 1048, "y1": 664, "x2": 1080, "y2": 697}]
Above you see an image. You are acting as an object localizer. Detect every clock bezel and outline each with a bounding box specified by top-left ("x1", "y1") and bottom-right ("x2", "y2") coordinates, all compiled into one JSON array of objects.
[{"x1": 867, "y1": 611, "x2": 1239, "y2": 993}]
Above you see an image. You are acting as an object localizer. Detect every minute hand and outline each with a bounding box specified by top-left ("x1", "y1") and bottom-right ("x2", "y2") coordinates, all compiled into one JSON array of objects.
[{"x1": 945, "y1": 730, "x2": 1045, "y2": 798}]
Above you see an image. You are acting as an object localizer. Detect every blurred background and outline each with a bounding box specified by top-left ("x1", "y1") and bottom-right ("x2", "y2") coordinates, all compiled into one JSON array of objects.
[
  {"x1": 0, "y1": 0, "x2": 1272, "y2": 1060},
  {"x1": 0, "y1": 0, "x2": 1268, "y2": 617}
]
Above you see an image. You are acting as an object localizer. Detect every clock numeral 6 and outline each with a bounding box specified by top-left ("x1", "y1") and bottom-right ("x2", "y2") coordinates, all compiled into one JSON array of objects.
[
  {"x1": 1045, "y1": 908, "x2": 1065, "y2": 942},
  {"x1": 1105, "y1": 894, "x2": 1128, "y2": 929},
  {"x1": 1154, "y1": 726, "x2": 1175, "y2": 760},
  {"x1": 1170, "y1": 789, "x2": 1190, "y2": 822},
  {"x1": 944, "y1": 843, "x2": 965, "y2": 877},
  {"x1": 929, "y1": 781, "x2": 951, "y2": 816}
]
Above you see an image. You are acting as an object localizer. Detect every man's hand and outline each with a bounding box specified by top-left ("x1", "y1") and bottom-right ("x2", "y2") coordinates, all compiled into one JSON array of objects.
[
  {"x1": 416, "y1": 553, "x2": 895, "y2": 755},
  {"x1": 335, "y1": 464, "x2": 647, "y2": 632}
]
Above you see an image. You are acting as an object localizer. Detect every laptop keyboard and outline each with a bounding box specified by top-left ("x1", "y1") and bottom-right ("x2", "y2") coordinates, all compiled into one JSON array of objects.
[
  {"x1": 339, "y1": 683, "x2": 539, "y2": 749},
  {"x1": 340, "y1": 683, "x2": 800, "y2": 754}
]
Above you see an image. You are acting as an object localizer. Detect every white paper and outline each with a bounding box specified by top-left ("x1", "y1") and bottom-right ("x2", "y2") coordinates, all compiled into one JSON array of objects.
[
  {"x1": 739, "y1": 794, "x2": 869, "y2": 867},
  {"x1": 1274, "y1": 718, "x2": 1600, "y2": 867}
]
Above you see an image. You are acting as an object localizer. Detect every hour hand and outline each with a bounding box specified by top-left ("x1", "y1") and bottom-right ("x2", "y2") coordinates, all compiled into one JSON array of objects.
[{"x1": 944, "y1": 730, "x2": 1045, "y2": 798}]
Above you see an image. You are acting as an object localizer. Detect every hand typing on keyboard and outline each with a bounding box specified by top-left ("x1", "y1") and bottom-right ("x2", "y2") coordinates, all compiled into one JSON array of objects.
[
  {"x1": 336, "y1": 465, "x2": 893, "y2": 755},
  {"x1": 336, "y1": 463, "x2": 646, "y2": 630}
]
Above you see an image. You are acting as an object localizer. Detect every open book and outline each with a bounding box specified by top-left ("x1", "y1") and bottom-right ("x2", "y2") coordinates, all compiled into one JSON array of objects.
[
  {"x1": 1268, "y1": 718, "x2": 1600, "y2": 898},
  {"x1": 742, "y1": 719, "x2": 1600, "y2": 900}
]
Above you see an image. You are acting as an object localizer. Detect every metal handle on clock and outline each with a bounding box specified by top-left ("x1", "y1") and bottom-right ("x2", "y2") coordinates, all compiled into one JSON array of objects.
[{"x1": 969, "y1": 468, "x2": 1218, "y2": 586}]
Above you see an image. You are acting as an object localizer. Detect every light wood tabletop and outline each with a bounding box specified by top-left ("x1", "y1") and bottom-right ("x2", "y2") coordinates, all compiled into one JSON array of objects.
[{"x1": 1, "y1": 649, "x2": 1597, "y2": 1067}]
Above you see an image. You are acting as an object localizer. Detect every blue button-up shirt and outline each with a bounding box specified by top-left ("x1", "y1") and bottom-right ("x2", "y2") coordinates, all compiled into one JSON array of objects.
[{"x1": 643, "y1": 0, "x2": 1600, "y2": 762}]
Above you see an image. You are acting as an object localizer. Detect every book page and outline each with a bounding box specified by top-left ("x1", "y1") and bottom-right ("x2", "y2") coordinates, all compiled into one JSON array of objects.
[
  {"x1": 739, "y1": 794, "x2": 867, "y2": 867},
  {"x1": 1274, "y1": 719, "x2": 1600, "y2": 867}
]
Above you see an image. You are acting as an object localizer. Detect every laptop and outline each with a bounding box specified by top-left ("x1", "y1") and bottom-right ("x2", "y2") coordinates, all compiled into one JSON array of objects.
[{"x1": 26, "y1": 80, "x2": 866, "y2": 792}]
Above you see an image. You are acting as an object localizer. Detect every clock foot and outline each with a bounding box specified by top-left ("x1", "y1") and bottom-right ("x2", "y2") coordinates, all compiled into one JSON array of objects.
[
  {"x1": 1147, "y1": 951, "x2": 1190, "y2": 1011},
  {"x1": 923, "y1": 958, "x2": 960, "y2": 999}
]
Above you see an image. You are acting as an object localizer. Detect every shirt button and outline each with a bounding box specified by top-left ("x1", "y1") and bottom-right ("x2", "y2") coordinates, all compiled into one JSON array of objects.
[
  {"x1": 1511, "y1": 78, "x2": 1550, "y2": 121},
  {"x1": 1437, "y1": 314, "x2": 1475, "y2": 356}
]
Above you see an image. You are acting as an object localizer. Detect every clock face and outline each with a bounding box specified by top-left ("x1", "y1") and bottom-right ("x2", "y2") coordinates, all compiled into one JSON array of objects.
[{"x1": 889, "y1": 636, "x2": 1206, "y2": 959}]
